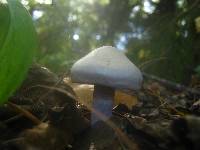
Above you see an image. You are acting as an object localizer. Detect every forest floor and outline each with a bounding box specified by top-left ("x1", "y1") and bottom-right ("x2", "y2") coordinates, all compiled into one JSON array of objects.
[{"x1": 0, "y1": 64, "x2": 200, "y2": 150}]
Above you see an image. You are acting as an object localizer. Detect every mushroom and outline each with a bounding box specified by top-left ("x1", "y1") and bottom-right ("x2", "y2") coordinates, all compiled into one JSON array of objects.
[{"x1": 71, "y1": 46, "x2": 143, "y2": 124}]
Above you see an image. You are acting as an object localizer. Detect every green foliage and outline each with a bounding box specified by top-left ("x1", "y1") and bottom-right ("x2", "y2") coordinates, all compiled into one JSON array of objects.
[
  {"x1": 0, "y1": 0, "x2": 37, "y2": 104},
  {"x1": 23, "y1": 0, "x2": 200, "y2": 83},
  {"x1": 195, "y1": 65, "x2": 200, "y2": 77}
]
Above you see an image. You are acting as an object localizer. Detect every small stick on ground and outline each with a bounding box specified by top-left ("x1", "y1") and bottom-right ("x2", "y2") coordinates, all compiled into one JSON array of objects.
[
  {"x1": 6, "y1": 102, "x2": 42, "y2": 125},
  {"x1": 3, "y1": 114, "x2": 23, "y2": 124},
  {"x1": 142, "y1": 72, "x2": 200, "y2": 95}
]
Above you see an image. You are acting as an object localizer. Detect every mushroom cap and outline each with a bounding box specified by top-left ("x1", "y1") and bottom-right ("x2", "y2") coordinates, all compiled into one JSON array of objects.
[{"x1": 71, "y1": 46, "x2": 143, "y2": 91}]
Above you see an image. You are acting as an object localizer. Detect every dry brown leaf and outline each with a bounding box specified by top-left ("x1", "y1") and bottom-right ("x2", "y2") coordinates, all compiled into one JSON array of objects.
[{"x1": 64, "y1": 78, "x2": 138, "y2": 109}]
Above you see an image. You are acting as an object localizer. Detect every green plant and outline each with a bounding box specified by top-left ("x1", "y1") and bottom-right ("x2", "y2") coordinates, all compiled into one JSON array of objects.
[
  {"x1": 0, "y1": 0, "x2": 37, "y2": 104},
  {"x1": 195, "y1": 65, "x2": 200, "y2": 77}
]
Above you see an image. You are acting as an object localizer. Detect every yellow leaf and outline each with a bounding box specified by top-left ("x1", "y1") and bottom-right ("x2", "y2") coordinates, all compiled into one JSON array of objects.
[{"x1": 64, "y1": 78, "x2": 138, "y2": 109}]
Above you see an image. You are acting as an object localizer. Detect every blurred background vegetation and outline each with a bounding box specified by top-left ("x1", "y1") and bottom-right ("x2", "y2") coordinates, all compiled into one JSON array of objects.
[{"x1": 21, "y1": 0, "x2": 200, "y2": 84}]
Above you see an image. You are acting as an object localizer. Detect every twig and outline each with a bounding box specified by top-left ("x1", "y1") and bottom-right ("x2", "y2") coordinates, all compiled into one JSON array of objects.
[
  {"x1": 6, "y1": 102, "x2": 42, "y2": 125},
  {"x1": 2, "y1": 137, "x2": 24, "y2": 146},
  {"x1": 26, "y1": 84, "x2": 77, "y2": 102},
  {"x1": 139, "y1": 57, "x2": 168, "y2": 70},
  {"x1": 147, "y1": 89, "x2": 185, "y2": 116},
  {"x1": 175, "y1": 0, "x2": 200, "y2": 21},
  {"x1": 142, "y1": 72, "x2": 200, "y2": 95},
  {"x1": 3, "y1": 114, "x2": 23, "y2": 124},
  {"x1": 112, "y1": 112, "x2": 166, "y2": 150}
]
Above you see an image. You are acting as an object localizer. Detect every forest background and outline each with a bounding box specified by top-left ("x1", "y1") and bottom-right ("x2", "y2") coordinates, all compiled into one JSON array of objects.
[{"x1": 23, "y1": 0, "x2": 200, "y2": 84}]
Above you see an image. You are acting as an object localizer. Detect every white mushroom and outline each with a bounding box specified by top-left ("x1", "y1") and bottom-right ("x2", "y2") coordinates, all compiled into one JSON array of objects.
[{"x1": 71, "y1": 46, "x2": 143, "y2": 124}]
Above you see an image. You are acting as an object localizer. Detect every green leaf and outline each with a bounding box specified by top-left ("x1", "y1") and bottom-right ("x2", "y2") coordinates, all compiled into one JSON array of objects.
[
  {"x1": 195, "y1": 65, "x2": 200, "y2": 77},
  {"x1": 0, "y1": 0, "x2": 37, "y2": 104}
]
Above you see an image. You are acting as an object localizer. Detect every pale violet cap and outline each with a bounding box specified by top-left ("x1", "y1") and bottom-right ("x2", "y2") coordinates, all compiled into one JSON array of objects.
[{"x1": 71, "y1": 46, "x2": 143, "y2": 91}]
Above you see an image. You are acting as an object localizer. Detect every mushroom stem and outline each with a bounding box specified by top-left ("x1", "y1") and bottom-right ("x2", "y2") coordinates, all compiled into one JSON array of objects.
[{"x1": 91, "y1": 85, "x2": 114, "y2": 124}]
